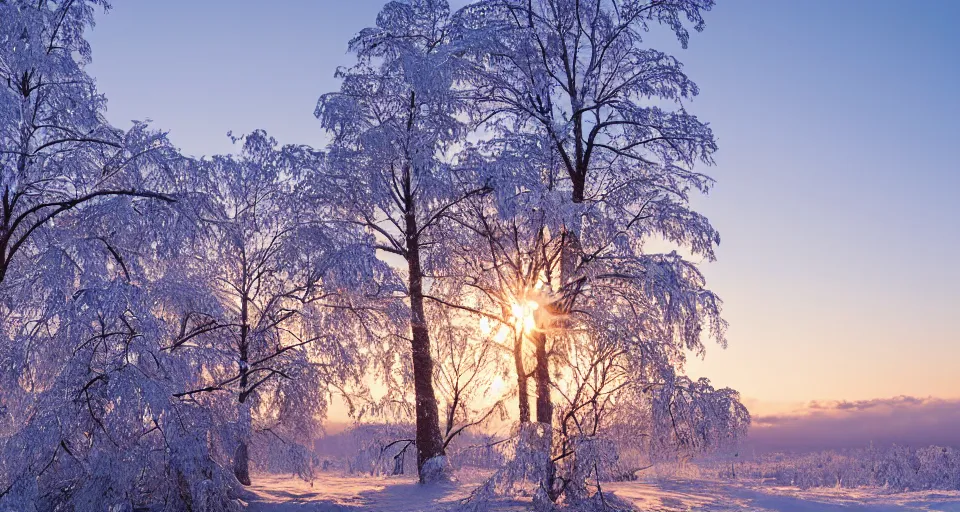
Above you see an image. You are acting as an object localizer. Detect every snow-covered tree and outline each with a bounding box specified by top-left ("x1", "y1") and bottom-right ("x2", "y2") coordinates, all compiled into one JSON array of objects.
[
  {"x1": 0, "y1": 0, "x2": 175, "y2": 286},
  {"x1": 426, "y1": 176, "x2": 555, "y2": 426},
  {"x1": 0, "y1": 2, "x2": 244, "y2": 509},
  {"x1": 316, "y1": 0, "x2": 490, "y2": 482},
  {"x1": 451, "y1": 0, "x2": 744, "y2": 505},
  {"x1": 459, "y1": 0, "x2": 717, "y2": 203},
  {"x1": 172, "y1": 131, "x2": 390, "y2": 485}
]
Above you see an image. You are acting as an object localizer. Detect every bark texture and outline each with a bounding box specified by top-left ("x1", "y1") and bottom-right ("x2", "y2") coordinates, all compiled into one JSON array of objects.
[
  {"x1": 234, "y1": 291, "x2": 252, "y2": 486},
  {"x1": 405, "y1": 199, "x2": 446, "y2": 482},
  {"x1": 514, "y1": 332, "x2": 531, "y2": 423}
]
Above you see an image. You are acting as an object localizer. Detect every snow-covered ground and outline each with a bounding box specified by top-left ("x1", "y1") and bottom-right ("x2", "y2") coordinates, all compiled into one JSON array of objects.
[
  {"x1": 242, "y1": 472, "x2": 960, "y2": 511},
  {"x1": 243, "y1": 473, "x2": 471, "y2": 512},
  {"x1": 606, "y1": 479, "x2": 960, "y2": 511}
]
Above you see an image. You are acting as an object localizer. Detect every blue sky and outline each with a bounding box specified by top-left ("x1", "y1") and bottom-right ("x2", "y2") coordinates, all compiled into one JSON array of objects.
[{"x1": 86, "y1": 0, "x2": 960, "y2": 413}]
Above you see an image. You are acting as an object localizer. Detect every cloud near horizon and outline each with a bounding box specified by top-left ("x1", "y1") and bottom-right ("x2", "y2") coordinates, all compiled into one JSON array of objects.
[{"x1": 745, "y1": 396, "x2": 960, "y2": 454}]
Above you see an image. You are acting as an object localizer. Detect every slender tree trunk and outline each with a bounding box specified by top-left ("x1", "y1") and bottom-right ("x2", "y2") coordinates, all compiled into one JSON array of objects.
[
  {"x1": 514, "y1": 332, "x2": 531, "y2": 423},
  {"x1": 533, "y1": 329, "x2": 557, "y2": 499},
  {"x1": 234, "y1": 292, "x2": 252, "y2": 486},
  {"x1": 533, "y1": 332, "x2": 551, "y2": 425},
  {"x1": 405, "y1": 205, "x2": 445, "y2": 483}
]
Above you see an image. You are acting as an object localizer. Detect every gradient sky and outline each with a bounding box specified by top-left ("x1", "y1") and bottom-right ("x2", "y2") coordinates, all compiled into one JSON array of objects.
[{"x1": 85, "y1": 1, "x2": 960, "y2": 417}]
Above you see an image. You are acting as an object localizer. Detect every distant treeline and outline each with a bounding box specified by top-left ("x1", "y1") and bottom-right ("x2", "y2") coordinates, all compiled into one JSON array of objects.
[{"x1": 711, "y1": 445, "x2": 960, "y2": 491}]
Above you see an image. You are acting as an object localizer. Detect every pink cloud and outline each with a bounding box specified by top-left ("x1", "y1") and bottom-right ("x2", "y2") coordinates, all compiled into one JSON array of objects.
[{"x1": 745, "y1": 396, "x2": 960, "y2": 453}]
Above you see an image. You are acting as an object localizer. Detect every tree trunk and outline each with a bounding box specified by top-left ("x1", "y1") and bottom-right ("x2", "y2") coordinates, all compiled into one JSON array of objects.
[
  {"x1": 533, "y1": 332, "x2": 551, "y2": 425},
  {"x1": 571, "y1": 175, "x2": 585, "y2": 204},
  {"x1": 234, "y1": 292, "x2": 252, "y2": 486},
  {"x1": 234, "y1": 439, "x2": 251, "y2": 486},
  {"x1": 405, "y1": 207, "x2": 445, "y2": 483},
  {"x1": 533, "y1": 330, "x2": 556, "y2": 499},
  {"x1": 514, "y1": 332, "x2": 530, "y2": 423}
]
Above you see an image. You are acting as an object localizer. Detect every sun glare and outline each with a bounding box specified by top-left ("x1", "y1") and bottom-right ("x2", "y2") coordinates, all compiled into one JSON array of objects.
[
  {"x1": 510, "y1": 299, "x2": 540, "y2": 334},
  {"x1": 479, "y1": 317, "x2": 492, "y2": 335},
  {"x1": 489, "y1": 375, "x2": 506, "y2": 396}
]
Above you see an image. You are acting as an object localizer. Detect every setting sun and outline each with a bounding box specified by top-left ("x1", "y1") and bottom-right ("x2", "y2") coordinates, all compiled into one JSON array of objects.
[{"x1": 510, "y1": 299, "x2": 540, "y2": 334}]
